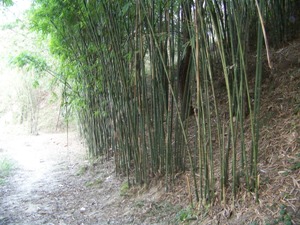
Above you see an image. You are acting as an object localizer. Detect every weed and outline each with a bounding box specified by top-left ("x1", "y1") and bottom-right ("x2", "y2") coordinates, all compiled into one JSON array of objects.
[
  {"x1": 249, "y1": 222, "x2": 258, "y2": 225},
  {"x1": 134, "y1": 200, "x2": 145, "y2": 208},
  {"x1": 0, "y1": 156, "x2": 15, "y2": 185},
  {"x1": 266, "y1": 204, "x2": 293, "y2": 225},
  {"x1": 175, "y1": 206, "x2": 197, "y2": 224},
  {"x1": 291, "y1": 161, "x2": 300, "y2": 171},
  {"x1": 85, "y1": 178, "x2": 103, "y2": 187},
  {"x1": 120, "y1": 181, "x2": 129, "y2": 196},
  {"x1": 282, "y1": 171, "x2": 289, "y2": 176},
  {"x1": 76, "y1": 165, "x2": 88, "y2": 176}
]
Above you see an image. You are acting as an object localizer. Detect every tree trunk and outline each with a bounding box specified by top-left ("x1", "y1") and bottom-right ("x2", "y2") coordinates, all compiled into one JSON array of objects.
[{"x1": 178, "y1": 0, "x2": 193, "y2": 120}]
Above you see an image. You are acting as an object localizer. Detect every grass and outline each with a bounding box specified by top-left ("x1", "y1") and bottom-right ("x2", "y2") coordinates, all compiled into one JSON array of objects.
[
  {"x1": 134, "y1": 200, "x2": 145, "y2": 208},
  {"x1": 120, "y1": 181, "x2": 129, "y2": 196},
  {"x1": 0, "y1": 155, "x2": 15, "y2": 185},
  {"x1": 85, "y1": 178, "x2": 103, "y2": 187},
  {"x1": 76, "y1": 165, "x2": 88, "y2": 176},
  {"x1": 175, "y1": 206, "x2": 197, "y2": 224}
]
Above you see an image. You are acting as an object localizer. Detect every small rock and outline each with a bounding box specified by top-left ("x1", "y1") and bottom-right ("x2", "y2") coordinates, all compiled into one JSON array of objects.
[{"x1": 80, "y1": 207, "x2": 86, "y2": 213}]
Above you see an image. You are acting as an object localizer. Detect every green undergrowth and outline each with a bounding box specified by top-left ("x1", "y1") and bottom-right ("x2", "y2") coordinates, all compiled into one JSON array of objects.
[
  {"x1": 265, "y1": 205, "x2": 293, "y2": 225},
  {"x1": 76, "y1": 165, "x2": 89, "y2": 176},
  {"x1": 120, "y1": 181, "x2": 129, "y2": 196},
  {"x1": 0, "y1": 155, "x2": 15, "y2": 185},
  {"x1": 85, "y1": 178, "x2": 103, "y2": 187},
  {"x1": 290, "y1": 153, "x2": 300, "y2": 171},
  {"x1": 174, "y1": 206, "x2": 198, "y2": 224}
]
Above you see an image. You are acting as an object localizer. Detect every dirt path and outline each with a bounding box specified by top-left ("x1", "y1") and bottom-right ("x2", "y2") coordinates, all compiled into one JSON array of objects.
[
  {"x1": 0, "y1": 132, "x2": 118, "y2": 225},
  {"x1": 0, "y1": 132, "x2": 177, "y2": 225}
]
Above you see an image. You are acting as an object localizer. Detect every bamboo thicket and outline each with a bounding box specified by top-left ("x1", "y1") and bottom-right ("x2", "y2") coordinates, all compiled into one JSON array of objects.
[{"x1": 30, "y1": 0, "x2": 298, "y2": 204}]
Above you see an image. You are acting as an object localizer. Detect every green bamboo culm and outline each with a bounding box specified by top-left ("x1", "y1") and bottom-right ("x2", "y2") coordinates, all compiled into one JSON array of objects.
[{"x1": 29, "y1": 0, "x2": 297, "y2": 207}]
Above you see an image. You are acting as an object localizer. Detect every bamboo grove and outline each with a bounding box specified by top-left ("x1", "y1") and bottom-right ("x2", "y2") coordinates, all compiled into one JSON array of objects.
[{"x1": 30, "y1": 0, "x2": 299, "y2": 205}]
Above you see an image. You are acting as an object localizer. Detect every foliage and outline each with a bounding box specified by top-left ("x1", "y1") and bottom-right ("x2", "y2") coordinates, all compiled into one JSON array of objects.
[
  {"x1": 10, "y1": 51, "x2": 48, "y2": 73},
  {"x1": 0, "y1": 20, "x2": 19, "y2": 30},
  {"x1": 28, "y1": 0, "x2": 298, "y2": 207},
  {"x1": 0, "y1": 0, "x2": 13, "y2": 7},
  {"x1": 9, "y1": 49, "x2": 57, "y2": 134}
]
